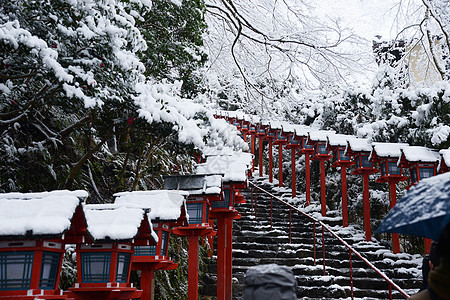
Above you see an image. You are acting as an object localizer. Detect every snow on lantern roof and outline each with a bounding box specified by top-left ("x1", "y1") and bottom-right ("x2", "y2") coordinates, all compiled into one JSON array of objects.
[
  {"x1": 202, "y1": 146, "x2": 234, "y2": 156},
  {"x1": 114, "y1": 190, "x2": 187, "y2": 222},
  {"x1": 249, "y1": 114, "x2": 260, "y2": 124},
  {"x1": 260, "y1": 119, "x2": 271, "y2": 126},
  {"x1": 0, "y1": 190, "x2": 87, "y2": 238},
  {"x1": 308, "y1": 130, "x2": 336, "y2": 142},
  {"x1": 401, "y1": 146, "x2": 440, "y2": 163},
  {"x1": 347, "y1": 138, "x2": 373, "y2": 152},
  {"x1": 196, "y1": 151, "x2": 252, "y2": 183},
  {"x1": 293, "y1": 125, "x2": 317, "y2": 137},
  {"x1": 371, "y1": 142, "x2": 409, "y2": 158},
  {"x1": 269, "y1": 120, "x2": 288, "y2": 130},
  {"x1": 328, "y1": 134, "x2": 359, "y2": 147},
  {"x1": 440, "y1": 149, "x2": 450, "y2": 165},
  {"x1": 281, "y1": 123, "x2": 304, "y2": 133},
  {"x1": 83, "y1": 204, "x2": 154, "y2": 242},
  {"x1": 164, "y1": 174, "x2": 223, "y2": 196}
]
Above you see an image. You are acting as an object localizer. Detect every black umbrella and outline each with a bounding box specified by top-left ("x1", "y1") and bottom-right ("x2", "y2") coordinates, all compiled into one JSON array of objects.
[{"x1": 376, "y1": 172, "x2": 450, "y2": 241}]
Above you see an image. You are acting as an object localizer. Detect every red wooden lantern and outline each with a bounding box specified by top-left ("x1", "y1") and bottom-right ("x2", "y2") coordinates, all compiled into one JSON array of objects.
[
  {"x1": 282, "y1": 124, "x2": 305, "y2": 198},
  {"x1": 295, "y1": 126, "x2": 316, "y2": 206},
  {"x1": 196, "y1": 151, "x2": 251, "y2": 300},
  {"x1": 398, "y1": 146, "x2": 440, "y2": 189},
  {"x1": 438, "y1": 149, "x2": 450, "y2": 174},
  {"x1": 256, "y1": 123, "x2": 268, "y2": 177},
  {"x1": 67, "y1": 204, "x2": 156, "y2": 300},
  {"x1": 370, "y1": 142, "x2": 409, "y2": 253},
  {"x1": 164, "y1": 175, "x2": 221, "y2": 300},
  {"x1": 0, "y1": 191, "x2": 91, "y2": 300},
  {"x1": 398, "y1": 146, "x2": 440, "y2": 253},
  {"x1": 113, "y1": 190, "x2": 189, "y2": 300},
  {"x1": 347, "y1": 138, "x2": 378, "y2": 242},
  {"x1": 309, "y1": 130, "x2": 335, "y2": 217},
  {"x1": 269, "y1": 121, "x2": 288, "y2": 188},
  {"x1": 328, "y1": 134, "x2": 357, "y2": 227}
]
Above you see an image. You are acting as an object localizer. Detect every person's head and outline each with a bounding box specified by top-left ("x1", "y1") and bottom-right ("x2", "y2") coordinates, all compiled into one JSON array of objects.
[
  {"x1": 429, "y1": 241, "x2": 439, "y2": 269},
  {"x1": 436, "y1": 222, "x2": 450, "y2": 261}
]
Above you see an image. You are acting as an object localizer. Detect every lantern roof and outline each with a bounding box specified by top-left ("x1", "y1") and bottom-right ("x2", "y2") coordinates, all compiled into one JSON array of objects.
[
  {"x1": 371, "y1": 142, "x2": 409, "y2": 159},
  {"x1": 202, "y1": 146, "x2": 235, "y2": 157},
  {"x1": 400, "y1": 146, "x2": 440, "y2": 163},
  {"x1": 308, "y1": 130, "x2": 336, "y2": 143},
  {"x1": 196, "y1": 151, "x2": 252, "y2": 183},
  {"x1": 164, "y1": 174, "x2": 222, "y2": 196},
  {"x1": 227, "y1": 110, "x2": 250, "y2": 121},
  {"x1": 328, "y1": 134, "x2": 359, "y2": 147},
  {"x1": 293, "y1": 125, "x2": 317, "y2": 138},
  {"x1": 0, "y1": 190, "x2": 88, "y2": 239},
  {"x1": 439, "y1": 149, "x2": 450, "y2": 171},
  {"x1": 269, "y1": 120, "x2": 289, "y2": 130},
  {"x1": 347, "y1": 138, "x2": 372, "y2": 153},
  {"x1": 114, "y1": 190, "x2": 188, "y2": 222},
  {"x1": 440, "y1": 149, "x2": 450, "y2": 165},
  {"x1": 84, "y1": 204, "x2": 156, "y2": 243}
]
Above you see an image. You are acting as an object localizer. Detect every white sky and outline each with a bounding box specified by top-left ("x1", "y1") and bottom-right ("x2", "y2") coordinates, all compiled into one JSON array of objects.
[{"x1": 313, "y1": 0, "x2": 422, "y2": 41}]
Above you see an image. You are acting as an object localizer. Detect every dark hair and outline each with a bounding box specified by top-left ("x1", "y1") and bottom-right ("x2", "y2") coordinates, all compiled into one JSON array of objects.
[
  {"x1": 429, "y1": 241, "x2": 440, "y2": 267},
  {"x1": 436, "y1": 222, "x2": 450, "y2": 260}
]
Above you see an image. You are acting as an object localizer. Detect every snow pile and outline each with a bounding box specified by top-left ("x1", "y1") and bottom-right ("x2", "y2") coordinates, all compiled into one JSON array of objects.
[
  {"x1": 0, "y1": 190, "x2": 87, "y2": 236},
  {"x1": 401, "y1": 146, "x2": 440, "y2": 163},
  {"x1": 114, "y1": 190, "x2": 187, "y2": 221},
  {"x1": 196, "y1": 149, "x2": 253, "y2": 182},
  {"x1": 84, "y1": 204, "x2": 152, "y2": 241}
]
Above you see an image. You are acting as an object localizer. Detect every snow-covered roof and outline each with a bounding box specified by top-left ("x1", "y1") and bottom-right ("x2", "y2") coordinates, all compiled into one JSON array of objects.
[
  {"x1": 328, "y1": 134, "x2": 359, "y2": 147},
  {"x1": 401, "y1": 146, "x2": 440, "y2": 163},
  {"x1": 293, "y1": 125, "x2": 317, "y2": 137},
  {"x1": 308, "y1": 130, "x2": 335, "y2": 142},
  {"x1": 371, "y1": 142, "x2": 409, "y2": 158},
  {"x1": 114, "y1": 190, "x2": 187, "y2": 222},
  {"x1": 0, "y1": 190, "x2": 87, "y2": 237},
  {"x1": 270, "y1": 120, "x2": 293, "y2": 130},
  {"x1": 196, "y1": 151, "x2": 252, "y2": 183},
  {"x1": 84, "y1": 204, "x2": 154, "y2": 242},
  {"x1": 347, "y1": 138, "x2": 372, "y2": 152},
  {"x1": 164, "y1": 174, "x2": 223, "y2": 196},
  {"x1": 440, "y1": 149, "x2": 450, "y2": 166},
  {"x1": 202, "y1": 146, "x2": 234, "y2": 156}
]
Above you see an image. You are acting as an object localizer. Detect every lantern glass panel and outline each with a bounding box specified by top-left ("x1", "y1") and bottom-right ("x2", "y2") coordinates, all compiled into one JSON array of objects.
[
  {"x1": 361, "y1": 155, "x2": 372, "y2": 168},
  {"x1": 339, "y1": 150, "x2": 350, "y2": 161},
  {"x1": 0, "y1": 251, "x2": 33, "y2": 290},
  {"x1": 134, "y1": 245, "x2": 157, "y2": 256},
  {"x1": 380, "y1": 162, "x2": 387, "y2": 176},
  {"x1": 81, "y1": 252, "x2": 111, "y2": 283},
  {"x1": 115, "y1": 253, "x2": 131, "y2": 283},
  {"x1": 419, "y1": 167, "x2": 434, "y2": 180},
  {"x1": 160, "y1": 231, "x2": 169, "y2": 257},
  {"x1": 39, "y1": 251, "x2": 60, "y2": 289},
  {"x1": 318, "y1": 144, "x2": 328, "y2": 154},
  {"x1": 355, "y1": 156, "x2": 360, "y2": 169},
  {"x1": 388, "y1": 161, "x2": 401, "y2": 175},
  {"x1": 212, "y1": 190, "x2": 231, "y2": 208},
  {"x1": 410, "y1": 168, "x2": 418, "y2": 184},
  {"x1": 186, "y1": 202, "x2": 204, "y2": 224}
]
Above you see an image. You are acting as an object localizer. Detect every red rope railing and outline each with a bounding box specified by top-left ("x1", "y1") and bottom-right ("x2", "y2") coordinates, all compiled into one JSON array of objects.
[{"x1": 248, "y1": 181, "x2": 410, "y2": 299}]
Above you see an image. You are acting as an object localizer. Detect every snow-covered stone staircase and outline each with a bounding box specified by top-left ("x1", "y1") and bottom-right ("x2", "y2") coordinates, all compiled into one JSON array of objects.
[{"x1": 200, "y1": 178, "x2": 423, "y2": 299}]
